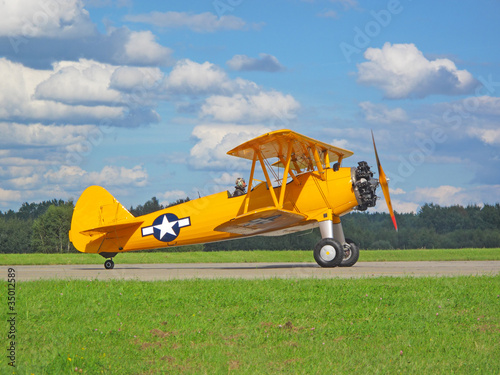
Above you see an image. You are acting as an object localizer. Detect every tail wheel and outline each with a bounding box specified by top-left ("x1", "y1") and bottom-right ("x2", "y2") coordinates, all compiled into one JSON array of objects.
[
  {"x1": 104, "y1": 259, "x2": 115, "y2": 270},
  {"x1": 339, "y1": 238, "x2": 359, "y2": 267},
  {"x1": 314, "y1": 238, "x2": 344, "y2": 268}
]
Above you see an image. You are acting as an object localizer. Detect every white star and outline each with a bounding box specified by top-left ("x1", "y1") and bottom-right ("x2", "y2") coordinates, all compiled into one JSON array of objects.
[{"x1": 154, "y1": 215, "x2": 177, "y2": 240}]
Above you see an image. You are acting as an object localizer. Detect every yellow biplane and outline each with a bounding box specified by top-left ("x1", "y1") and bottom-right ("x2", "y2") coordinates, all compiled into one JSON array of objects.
[{"x1": 69, "y1": 129, "x2": 397, "y2": 269}]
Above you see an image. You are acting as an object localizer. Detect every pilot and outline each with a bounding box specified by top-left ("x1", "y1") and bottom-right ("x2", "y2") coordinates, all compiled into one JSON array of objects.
[{"x1": 233, "y1": 177, "x2": 247, "y2": 197}]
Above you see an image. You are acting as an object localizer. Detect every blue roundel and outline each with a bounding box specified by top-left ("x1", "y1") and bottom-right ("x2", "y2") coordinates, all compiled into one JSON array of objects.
[{"x1": 152, "y1": 213, "x2": 181, "y2": 242}]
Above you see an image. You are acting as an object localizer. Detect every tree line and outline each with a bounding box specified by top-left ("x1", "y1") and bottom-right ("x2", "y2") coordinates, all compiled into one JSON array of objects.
[{"x1": 1, "y1": 198, "x2": 499, "y2": 254}]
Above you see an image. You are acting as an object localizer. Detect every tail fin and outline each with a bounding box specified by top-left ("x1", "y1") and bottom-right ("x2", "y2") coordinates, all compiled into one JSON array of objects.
[{"x1": 69, "y1": 186, "x2": 142, "y2": 253}]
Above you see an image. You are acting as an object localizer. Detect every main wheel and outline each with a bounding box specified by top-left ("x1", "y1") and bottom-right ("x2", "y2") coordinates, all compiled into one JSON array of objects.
[
  {"x1": 314, "y1": 238, "x2": 344, "y2": 268},
  {"x1": 339, "y1": 238, "x2": 359, "y2": 267},
  {"x1": 104, "y1": 259, "x2": 114, "y2": 270}
]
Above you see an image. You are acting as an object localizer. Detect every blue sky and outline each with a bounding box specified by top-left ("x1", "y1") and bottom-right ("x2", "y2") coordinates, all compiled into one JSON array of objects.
[{"x1": 1, "y1": 0, "x2": 499, "y2": 213}]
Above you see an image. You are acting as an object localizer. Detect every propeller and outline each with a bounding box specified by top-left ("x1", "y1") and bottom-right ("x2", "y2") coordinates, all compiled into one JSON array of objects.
[{"x1": 371, "y1": 130, "x2": 398, "y2": 232}]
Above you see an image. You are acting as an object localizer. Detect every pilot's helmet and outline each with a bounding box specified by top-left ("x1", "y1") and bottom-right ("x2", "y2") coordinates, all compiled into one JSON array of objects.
[{"x1": 235, "y1": 177, "x2": 246, "y2": 188}]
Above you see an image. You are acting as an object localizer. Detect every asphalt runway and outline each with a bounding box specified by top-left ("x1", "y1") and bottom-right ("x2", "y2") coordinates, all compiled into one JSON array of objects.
[{"x1": 6, "y1": 261, "x2": 500, "y2": 281}]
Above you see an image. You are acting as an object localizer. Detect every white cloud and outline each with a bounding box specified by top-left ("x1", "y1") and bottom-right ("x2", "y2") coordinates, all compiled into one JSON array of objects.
[
  {"x1": 7, "y1": 174, "x2": 42, "y2": 189},
  {"x1": 189, "y1": 124, "x2": 271, "y2": 169},
  {"x1": 0, "y1": 162, "x2": 149, "y2": 207},
  {"x1": 0, "y1": 58, "x2": 124, "y2": 123},
  {"x1": 0, "y1": 57, "x2": 161, "y2": 127},
  {"x1": 390, "y1": 188, "x2": 406, "y2": 195},
  {"x1": 164, "y1": 59, "x2": 258, "y2": 96},
  {"x1": 213, "y1": 172, "x2": 242, "y2": 185},
  {"x1": 330, "y1": 138, "x2": 350, "y2": 150},
  {"x1": 467, "y1": 127, "x2": 500, "y2": 145},
  {"x1": 124, "y1": 11, "x2": 247, "y2": 32},
  {"x1": 44, "y1": 164, "x2": 148, "y2": 188},
  {"x1": 413, "y1": 185, "x2": 471, "y2": 207},
  {"x1": 0, "y1": 0, "x2": 96, "y2": 38},
  {"x1": 359, "y1": 101, "x2": 407, "y2": 124},
  {"x1": 227, "y1": 53, "x2": 285, "y2": 72},
  {"x1": 357, "y1": 43, "x2": 478, "y2": 99},
  {"x1": 165, "y1": 59, "x2": 230, "y2": 95},
  {"x1": 200, "y1": 91, "x2": 300, "y2": 123},
  {"x1": 0, "y1": 122, "x2": 97, "y2": 149},
  {"x1": 432, "y1": 95, "x2": 500, "y2": 145},
  {"x1": 0, "y1": 188, "x2": 22, "y2": 204},
  {"x1": 121, "y1": 30, "x2": 173, "y2": 66},
  {"x1": 110, "y1": 66, "x2": 163, "y2": 91},
  {"x1": 34, "y1": 59, "x2": 121, "y2": 105},
  {"x1": 373, "y1": 184, "x2": 500, "y2": 214},
  {"x1": 158, "y1": 190, "x2": 187, "y2": 206},
  {"x1": 392, "y1": 200, "x2": 419, "y2": 214}
]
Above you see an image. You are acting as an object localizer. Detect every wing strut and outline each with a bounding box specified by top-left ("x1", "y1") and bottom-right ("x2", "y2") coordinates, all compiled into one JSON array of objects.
[
  {"x1": 278, "y1": 141, "x2": 294, "y2": 208},
  {"x1": 311, "y1": 146, "x2": 325, "y2": 179},
  {"x1": 257, "y1": 150, "x2": 279, "y2": 207},
  {"x1": 243, "y1": 152, "x2": 258, "y2": 214}
]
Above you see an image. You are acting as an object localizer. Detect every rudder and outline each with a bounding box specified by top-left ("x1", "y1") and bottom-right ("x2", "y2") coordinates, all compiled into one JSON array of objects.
[{"x1": 69, "y1": 186, "x2": 136, "y2": 253}]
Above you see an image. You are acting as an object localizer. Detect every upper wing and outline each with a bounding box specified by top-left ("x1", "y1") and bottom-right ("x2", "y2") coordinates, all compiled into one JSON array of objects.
[
  {"x1": 226, "y1": 129, "x2": 353, "y2": 171},
  {"x1": 214, "y1": 207, "x2": 307, "y2": 235}
]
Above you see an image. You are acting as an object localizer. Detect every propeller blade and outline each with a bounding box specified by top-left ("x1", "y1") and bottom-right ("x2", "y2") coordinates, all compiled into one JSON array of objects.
[{"x1": 371, "y1": 130, "x2": 398, "y2": 231}]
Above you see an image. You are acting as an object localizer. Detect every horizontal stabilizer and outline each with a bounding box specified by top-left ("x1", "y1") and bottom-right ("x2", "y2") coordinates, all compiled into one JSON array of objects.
[
  {"x1": 215, "y1": 208, "x2": 307, "y2": 235},
  {"x1": 79, "y1": 219, "x2": 144, "y2": 237}
]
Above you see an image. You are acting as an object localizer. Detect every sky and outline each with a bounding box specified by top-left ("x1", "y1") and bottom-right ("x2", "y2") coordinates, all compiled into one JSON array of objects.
[{"x1": 0, "y1": 0, "x2": 499, "y2": 214}]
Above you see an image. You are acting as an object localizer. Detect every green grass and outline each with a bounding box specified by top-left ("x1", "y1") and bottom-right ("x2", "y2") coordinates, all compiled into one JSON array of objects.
[
  {"x1": 7, "y1": 276, "x2": 500, "y2": 374},
  {"x1": 1, "y1": 248, "x2": 499, "y2": 265}
]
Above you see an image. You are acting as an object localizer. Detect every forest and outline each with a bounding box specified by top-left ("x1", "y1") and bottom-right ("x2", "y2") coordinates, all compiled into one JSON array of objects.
[{"x1": 0, "y1": 197, "x2": 499, "y2": 253}]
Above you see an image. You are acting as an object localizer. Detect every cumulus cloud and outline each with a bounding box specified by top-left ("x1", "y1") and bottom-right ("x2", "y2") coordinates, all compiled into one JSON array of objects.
[
  {"x1": 124, "y1": 11, "x2": 247, "y2": 32},
  {"x1": 227, "y1": 53, "x2": 285, "y2": 72},
  {"x1": 1, "y1": 24, "x2": 173, "y2": 70},
  {"x1": 330, "y1": 138, "x2": 350, "y2": 149},
  {"x1": 0, "y1": 122, "x2": 97, "y2": 150},
  {"x1": 412, "y1": 185, "x2": 500, "y2": 207},
  {"x1": 359, "y1": 101, "x2": 408, "y2": 124},
  {"x1": 189, "y1": 124, "x2": 271, "y2": 169},
  {"x1": 158, "y1": 190, "x2": 187, "y2": 206},
  {"x1": 120, "y1": 30, "x2": 173, "y2": 66},
  {"x1": 44, "y1": 164, "x2": 148, "y2": 188},
  {"x1": 467, "y1": 127, "x2": 500, "y2": 145},
  {"x1": 110, "y1": 66, "x2": 163, "y2": 91},
  {"x1": 357, "y1": 43, "x2": 478, "y2": 99},
  {"x1": 164, "y1": 59, "x2": 259, "y2": 96},
  {"x1": 200, "y1": 91, "x2": 300, "y2": 123},
  {"x1": 0, "y1": 0, "x2": 96, "y2": 38},
  {"x1": 165, "y1": 59, "x2": 231, "y2": 95},
  {"x1": 0, "y1": 58, "x2": 122, "y2": 123},
  {"x1": 0, "y1": 163, "x2": 148, "y2": 207},
  {"x1": 372, "y1": 184, "x2": 500, "y2": 214},
  {"x1": 0, "y1": 57, "x2": 159, "y2": 127},
  {"x1": 213, "y1": 172, "x2": 243, "y2": 185},
  {"x1": 0, "y1": 187, "x2": 22, "y2": 204},
  {"x1": 34, "y1": 59, "x2": 122, "y2": 105},
  {"x1": 432, "y1": 95, "x2": 500, "y2": 146}
]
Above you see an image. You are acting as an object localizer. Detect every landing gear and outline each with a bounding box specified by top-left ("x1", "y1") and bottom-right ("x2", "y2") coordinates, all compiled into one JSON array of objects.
[
  {"x1": 314, "y1": 238, "x2": 344, "y2": 267},
  {"x1": 104, "y1": 259, "x2": 115, "y2": 269},
  {"x1": 339, "y1": 238, "x2": 359, "y2": 267},
  {"x1": 100, "y1": 252, "x2": 117, "y2": 270},
  {"x1": 315, "y1": 219, "x2": 359, "y2": 268}
]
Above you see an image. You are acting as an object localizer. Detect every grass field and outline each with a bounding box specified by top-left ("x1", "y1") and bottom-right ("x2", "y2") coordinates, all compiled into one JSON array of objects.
[
  {"x1": 1, "y1": 248, "x2": 500, "y2": 265},
  {"x1": 6, "y1": 276, "x2": 500, "y2": 374}
]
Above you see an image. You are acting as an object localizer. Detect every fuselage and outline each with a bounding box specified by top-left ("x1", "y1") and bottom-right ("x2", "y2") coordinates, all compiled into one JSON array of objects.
[{"x1": 78, "y1": 166, "x2": 361, "y2": 254}]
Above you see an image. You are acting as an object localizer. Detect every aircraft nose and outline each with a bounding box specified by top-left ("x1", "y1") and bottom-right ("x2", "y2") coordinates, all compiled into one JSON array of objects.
[{"x1": 352, "y1": 161, "x2": 378, "y2": 211}]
